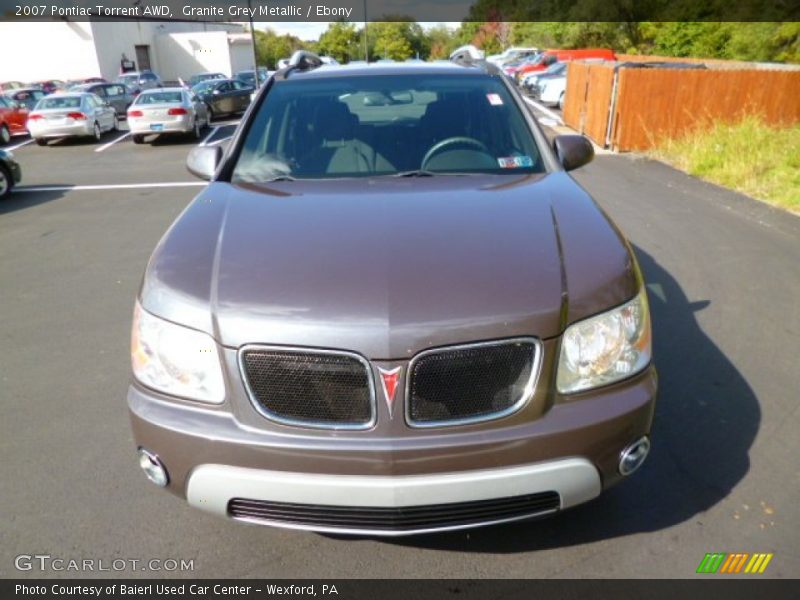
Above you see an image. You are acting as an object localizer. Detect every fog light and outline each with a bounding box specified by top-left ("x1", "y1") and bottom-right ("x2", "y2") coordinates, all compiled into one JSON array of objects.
[
  {"x1": 619, "y1": 436, "x2": 650, "y2": 476},
  {"x1": 137, "y1": 448, "x2": 169, "y2": 487}
]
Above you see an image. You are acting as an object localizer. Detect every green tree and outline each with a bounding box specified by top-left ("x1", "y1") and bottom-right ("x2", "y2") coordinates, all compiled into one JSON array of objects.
[
  {"x1": 369, "y1": 21, "x2": 415, "y2": 61},
  {"x1": 318, "y1": 22, "x2": 361, "y2": 63},
  {"x1": 253, "y1": 28, "x2": 308, "y2": 69}
]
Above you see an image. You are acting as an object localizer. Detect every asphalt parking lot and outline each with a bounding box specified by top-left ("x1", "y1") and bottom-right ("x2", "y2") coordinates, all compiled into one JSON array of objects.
[{"x1": 1, "y1": 110, "x2": 798, "y2": 579}]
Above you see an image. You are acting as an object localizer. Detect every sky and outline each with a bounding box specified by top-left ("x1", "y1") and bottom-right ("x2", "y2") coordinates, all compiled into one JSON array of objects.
[{"x1": 257, "y1": 22, "x2": 461, "y2": 41}]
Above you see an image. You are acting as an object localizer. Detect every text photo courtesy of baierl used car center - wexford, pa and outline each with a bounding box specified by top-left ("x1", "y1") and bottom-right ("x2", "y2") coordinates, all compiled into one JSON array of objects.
[{"x1": 0, "y1": 0, "x2": 799, "y2": 598}]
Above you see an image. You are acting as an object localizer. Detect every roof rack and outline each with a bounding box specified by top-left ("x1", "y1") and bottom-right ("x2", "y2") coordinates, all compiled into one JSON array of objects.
[
  {"x1": 449, "y1": 45, "x2": 501, "y2": 76},
  {"x1": 273, "y1": 50, "x2": 324, "y2": 80}
]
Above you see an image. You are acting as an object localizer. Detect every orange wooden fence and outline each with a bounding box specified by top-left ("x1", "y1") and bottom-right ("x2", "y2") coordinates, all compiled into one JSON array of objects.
[
  {"x1": 562, "y1": 61, "x2": 800, "y2": 151},
  {"x1": 562, "y1": 62, "x2": 615, "y2": 144}
]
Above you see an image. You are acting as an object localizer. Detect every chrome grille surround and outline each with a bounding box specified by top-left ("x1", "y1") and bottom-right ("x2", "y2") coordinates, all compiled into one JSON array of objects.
[
  {"x1": 405, "y1": 337, "x2": 543, "y2": 428},
  {"x1": 238, "y1": 345, "x2": 377, "y2": 430}
]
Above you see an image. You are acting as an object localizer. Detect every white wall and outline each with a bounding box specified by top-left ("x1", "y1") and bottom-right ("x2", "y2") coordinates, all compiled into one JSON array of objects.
[
  {"x1": 0, "y1": 21, "x2": 245, "y2": 84},
  {"x1": 230, "y1": 40, "x2": 256, "y2": 74},
  {"x1": 0, "y1": 22, "x2": 100, "y2": 81},
  {"x1": 154, "y1": 31, "x2": 233, "y2": 80}
]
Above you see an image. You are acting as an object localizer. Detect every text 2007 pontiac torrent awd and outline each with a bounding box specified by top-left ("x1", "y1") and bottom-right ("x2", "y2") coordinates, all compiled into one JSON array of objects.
[{"x1": 128, "y1": 52, "x2": 656, "y2": 536}]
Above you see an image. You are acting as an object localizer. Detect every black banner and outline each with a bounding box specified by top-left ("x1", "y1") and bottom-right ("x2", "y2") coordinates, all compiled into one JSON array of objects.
[
  {"x1": 1, "y1": 0, "x2": 799, "y2": 22},
  {"x1": 4, "y1": 580, "x2": 800, "y2": 600}
]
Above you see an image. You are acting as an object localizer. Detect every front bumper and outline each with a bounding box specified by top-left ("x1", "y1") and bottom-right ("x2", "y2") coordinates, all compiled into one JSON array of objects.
[{"x1": 128, "y1": 364, "x2": 656, "y2": 535}]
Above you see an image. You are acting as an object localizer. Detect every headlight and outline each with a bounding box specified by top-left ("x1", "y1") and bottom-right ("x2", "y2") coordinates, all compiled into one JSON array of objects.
[
  {"x1": 131, "y1": 301, "x2": 225, "y2": 403},
  {"x1": 557, "y1": 288, "x2": 651, "y2": 394}
]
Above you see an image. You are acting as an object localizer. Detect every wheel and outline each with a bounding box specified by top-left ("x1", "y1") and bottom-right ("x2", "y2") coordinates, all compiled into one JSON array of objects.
[
  {"x1": 35, "y1": 138, "x2": 47, "y2": 146},
  {"x1": 0, "y1": 164, "x2": 11, "y2": 199},
  {"x1": 132, "y1": 134, "x2": 144, "y2": 144},
  {"x1": 191, "y1": 118, "x2": 201, "y2": 140},
  {"x1": 205, "y1": 104, "x2": 214, "y2": 121},
  {"x1": 558, "y1": 92, "x2": 565, "y2": 111},
  {"x1": 92, "y1": 121, "x2": 101, "y2": 141},
  {"x1": 112, "y1": 114, "x2": 119, "y2": 131},
  {"x1": 0, "y1": 124, "x2": 10, "y2": 146}
]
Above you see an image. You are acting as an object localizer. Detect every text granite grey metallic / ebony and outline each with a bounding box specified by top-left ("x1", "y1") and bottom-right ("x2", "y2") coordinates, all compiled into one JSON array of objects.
[{"x1": 128, "y1": 54, "x2": 657, "y2": 536}]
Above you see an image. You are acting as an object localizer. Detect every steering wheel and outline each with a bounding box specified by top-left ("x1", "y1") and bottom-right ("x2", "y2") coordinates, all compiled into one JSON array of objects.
[{"x1": 421, "y1": 137, "x2": 490, "y2": 170}]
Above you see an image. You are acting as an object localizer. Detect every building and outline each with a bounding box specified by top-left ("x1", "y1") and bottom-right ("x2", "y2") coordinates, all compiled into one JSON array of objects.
[{"x1": 0, "y1": 20, "x2": 254, "y2": 83}]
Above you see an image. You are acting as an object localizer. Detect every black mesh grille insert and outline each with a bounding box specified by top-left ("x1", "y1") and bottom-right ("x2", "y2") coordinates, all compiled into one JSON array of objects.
[
  {"x1": 408, "y1": 340, "x2": 536, "y2": 424},
  {"x1": 242, "y1": 349, "x2": 373, "y2": 426},
  {"x1": 228, "y1": 492, "x2": 560, "y2": 532}
]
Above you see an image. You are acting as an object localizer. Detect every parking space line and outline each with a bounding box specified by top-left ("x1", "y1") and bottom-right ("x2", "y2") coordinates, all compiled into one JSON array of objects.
[
  {"x1": 522, "y1": 96, "x2": 563, "y2": 124},
  {"x1": 206, "y1": 136, "x2": 231, "y2": 146},
  {"x1": 199, "y1": 127, "x2": 220, "y2": 147},
  {"x1": 14, "y1": 182, "x2": 207, "y2": 193},
  {"x1": 95, "y1": 132, "x2": 131, "y2": 152},
  {"x1": 7, "y1": 138, "x2": 34, "y2": 151}
]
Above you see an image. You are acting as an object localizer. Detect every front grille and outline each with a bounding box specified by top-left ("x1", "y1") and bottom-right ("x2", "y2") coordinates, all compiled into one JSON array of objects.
[
  {"x1": 407, "y1": 339, "x2": 539, "y2": 426},
  {"x1": 228, "y1": 492, "x2": 560, "y2": 533},
  {"x1": 241, "y1": 348, "x2": 374, "y2": 428}
]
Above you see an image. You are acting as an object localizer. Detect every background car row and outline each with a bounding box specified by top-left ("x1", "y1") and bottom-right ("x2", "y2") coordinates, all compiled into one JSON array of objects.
[{"x1": 0, "y1": 68, "x2": 263, "y2": 147}]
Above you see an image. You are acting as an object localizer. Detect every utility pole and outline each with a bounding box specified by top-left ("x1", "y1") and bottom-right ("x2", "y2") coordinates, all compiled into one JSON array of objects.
[
  {"x1": 363, "y1": 0, "x2": 368, "y2": 62},
  {"x1": 248, "y1": 0, "x2": 258, "y2": 72}
]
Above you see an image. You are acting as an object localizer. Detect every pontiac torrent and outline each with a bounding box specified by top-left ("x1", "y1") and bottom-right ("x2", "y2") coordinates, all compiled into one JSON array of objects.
[{"x1": 128, "y1": 52, "x2": 656, "y2": 536}]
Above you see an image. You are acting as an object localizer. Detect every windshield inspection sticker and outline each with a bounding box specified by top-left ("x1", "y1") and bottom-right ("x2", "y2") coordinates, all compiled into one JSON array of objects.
[
  {"x1": 498, "y1": 156, "x2": 534, "y2": 169},
  {"x1": 487, "y1": 93, "x2": 504, "y2": 106}
]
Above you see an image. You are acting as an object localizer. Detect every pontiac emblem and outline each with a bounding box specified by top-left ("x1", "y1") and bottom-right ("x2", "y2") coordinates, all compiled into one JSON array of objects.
[{"x1": 377, "y1": 367, "x2": 402, "y2": 416}]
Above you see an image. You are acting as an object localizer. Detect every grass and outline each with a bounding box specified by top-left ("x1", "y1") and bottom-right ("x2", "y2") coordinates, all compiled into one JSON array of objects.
[{"x1": 649, "y1": 116, "x2": 800, "y2": 213}]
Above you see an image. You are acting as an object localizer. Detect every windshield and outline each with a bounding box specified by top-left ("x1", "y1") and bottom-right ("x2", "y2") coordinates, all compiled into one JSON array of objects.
[
  {"x1": 236, "y1": 72, "x2": 255, "y2": 84},
  {"x1": 118, "y1": 75, "x2": 138, "y2": 85},
  {"x1": 37, "y1": 97, "x2": 82, "y2": 110},
  {"x1": 135, "y1": 91, "x2": 184, "y2": 105},
  {"x1": 192, "y1": 81, "x2": 219, "y2": 95},
  {"x1": 232, "y1": 74, "x2": 543, "y2": 181}
]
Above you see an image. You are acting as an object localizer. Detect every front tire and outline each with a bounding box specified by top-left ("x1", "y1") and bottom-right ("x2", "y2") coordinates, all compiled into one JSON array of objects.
[
  {"x1": 191, "y1": 118, "x2": 201, "y2": 140},
  {"x1": 0, "y1": 164, "x2": 11, "y2": 199},
  {"x1": 558, "y1": 92, "x2": 565, "y2": 112},
  {"x1": 132, "y1": 134, "x2": 144, "y2": 144},
  {"x1": 0, "y1": 124, "x2": 10, "y2": 146},
  {"x1": 92, "y1": 121, "x2": 101, "y2": 142},
  {"x1": 112, "y1": 114, "x2": 119, "y2": 131}
]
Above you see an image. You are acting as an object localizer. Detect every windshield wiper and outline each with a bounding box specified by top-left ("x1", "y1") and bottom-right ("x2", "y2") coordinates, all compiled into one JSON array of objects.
[
  {"x1": 263, "y1": 175, "x2": 297, "y2": 182},
  {"x1": 393, "y1": 169, "x2": 438, "y2": 178},
  {"x1": 392, "y1": 170, "x2": 477, "y2": 178}
]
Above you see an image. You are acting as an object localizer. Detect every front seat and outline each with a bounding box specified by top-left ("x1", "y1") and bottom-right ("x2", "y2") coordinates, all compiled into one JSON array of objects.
[{"x1": 298, "y1": 102, "x2": 393, "y2": 175}]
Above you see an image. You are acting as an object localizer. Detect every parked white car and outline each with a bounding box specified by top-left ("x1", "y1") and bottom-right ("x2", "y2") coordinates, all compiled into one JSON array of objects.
[
  {"x1": 486, "y1": 47, "x2": 539, "y2": 66},
  {"x1": 127, "y1": 88, "x2": 209, "y2": 144},
  {"x1": 537, "y1": 75, "x2": 567, "y2": 110},
  {"x1": 27, "y1": 93, "x2": 117, "y2": 145}
]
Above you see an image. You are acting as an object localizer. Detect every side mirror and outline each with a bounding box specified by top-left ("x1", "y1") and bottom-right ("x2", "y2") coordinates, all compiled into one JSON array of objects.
[
  {"x1": 212, "y1": 89, "x2": 221, "y2": 95},
  {"x1": 553, "y1": 134, "x2": 594, "y2": 171},
  {"x1": 186, "y1": 145, "x2": 222, "y2": 181}
]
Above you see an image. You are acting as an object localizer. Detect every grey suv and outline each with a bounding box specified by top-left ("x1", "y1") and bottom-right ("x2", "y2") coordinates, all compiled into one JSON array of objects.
[{"x1": 129, "y1": 51, "x2": 656, "y2": 536}]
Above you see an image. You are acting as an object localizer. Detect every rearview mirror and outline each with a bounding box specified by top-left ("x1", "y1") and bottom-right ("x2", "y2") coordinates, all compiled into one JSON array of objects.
[
  {"x1": 186, "y1": 146, "x2": 222, "y2": 181},
  {"x1": 553, "y1": 135, "x2": 594, "y2": 171}
]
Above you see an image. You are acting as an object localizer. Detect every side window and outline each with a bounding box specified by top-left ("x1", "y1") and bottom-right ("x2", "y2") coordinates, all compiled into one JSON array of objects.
[
  {"x1": 0, "y1": 97, "x2": 8, "y2": 108},
  {"x1": 218, "y1": 82, "x2": 231, "y2": 93},
  {"x1": 93, "y1": 86, "x2": 106, "y2": 97}
]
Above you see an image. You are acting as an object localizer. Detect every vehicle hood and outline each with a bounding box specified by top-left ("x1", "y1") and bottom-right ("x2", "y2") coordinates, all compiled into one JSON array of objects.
[{"x1": 141, "y1": 173, "x2": 637, "y2": 359}]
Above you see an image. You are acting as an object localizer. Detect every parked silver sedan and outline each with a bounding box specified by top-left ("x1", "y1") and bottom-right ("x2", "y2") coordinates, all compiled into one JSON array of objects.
[
  {"x1": 27, "y1": 93, "x2": 118, "y2": 146},
  {"x1": 127, "y1": 88, "x2": 210, "y2": 144}
]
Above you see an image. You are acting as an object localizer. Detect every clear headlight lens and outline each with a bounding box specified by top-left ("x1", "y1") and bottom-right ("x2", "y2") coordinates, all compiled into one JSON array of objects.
[
  {"x1": 557, "y1": 288, "x2": 651, "y2": 394},
  {"x1": 131, "y1": 301, "x2": 225, "y2": 403}
]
